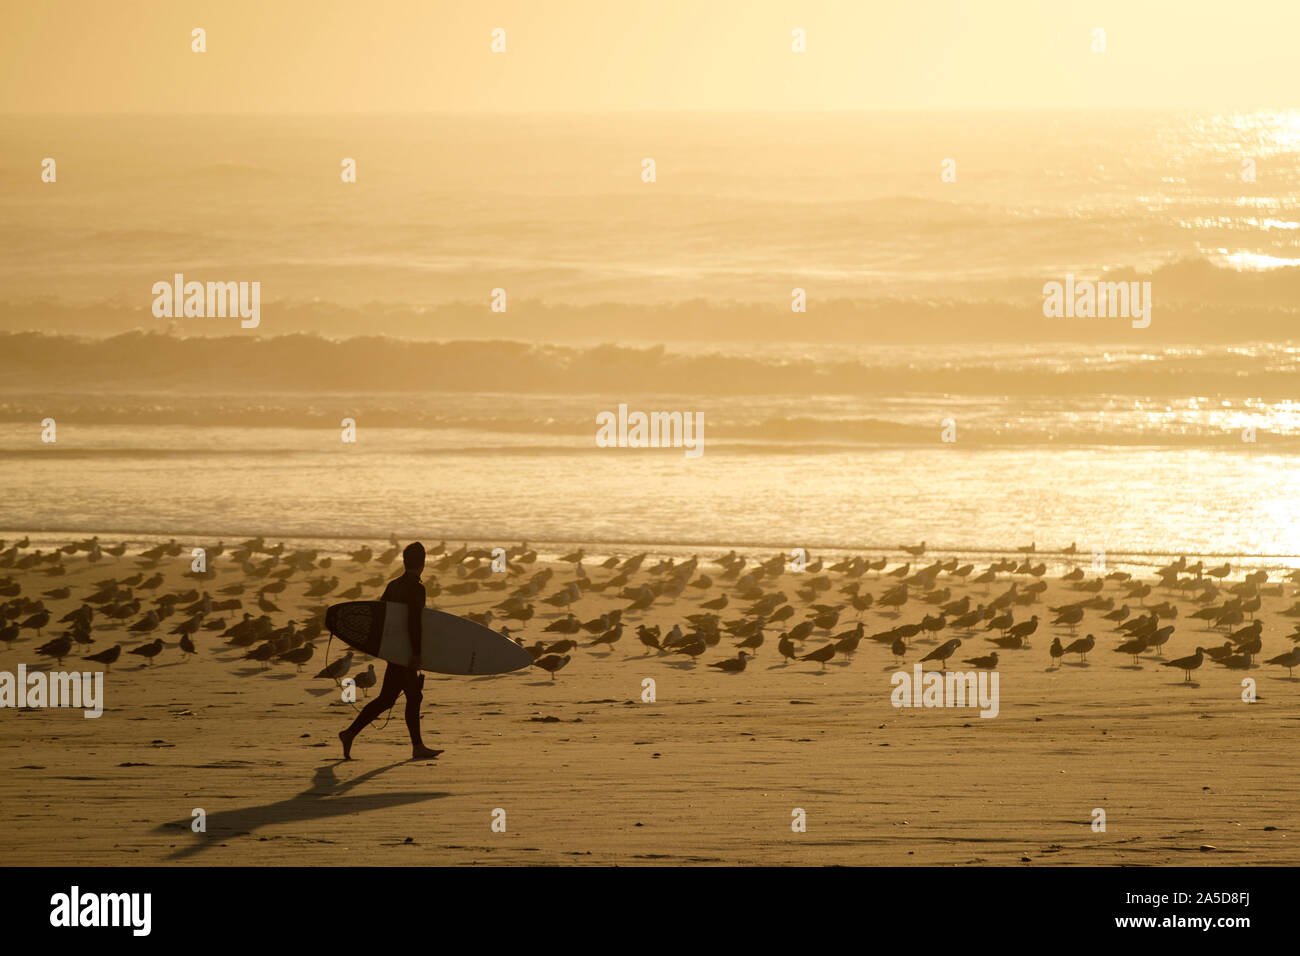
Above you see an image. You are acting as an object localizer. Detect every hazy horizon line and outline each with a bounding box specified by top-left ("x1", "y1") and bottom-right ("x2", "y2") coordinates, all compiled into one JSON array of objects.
[{"x1": 4, "y1": 105, "x2": 1296, "y2": 117}]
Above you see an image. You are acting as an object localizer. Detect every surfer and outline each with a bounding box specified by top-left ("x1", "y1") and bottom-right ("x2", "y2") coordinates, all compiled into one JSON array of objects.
[{"x1": 339, "y1": 541, "x2": 443, "y2": 760}]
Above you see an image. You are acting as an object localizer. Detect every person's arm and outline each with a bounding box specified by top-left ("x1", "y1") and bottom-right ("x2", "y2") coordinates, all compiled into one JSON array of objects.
[{"x1": 407, "y1": 582, "x2": 425, "y2": 668}]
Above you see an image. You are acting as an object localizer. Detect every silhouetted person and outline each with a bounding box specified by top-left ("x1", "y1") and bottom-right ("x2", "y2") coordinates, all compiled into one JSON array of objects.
[{"x1": 339, "y1": 541, "x2": 442, "y2": 760}]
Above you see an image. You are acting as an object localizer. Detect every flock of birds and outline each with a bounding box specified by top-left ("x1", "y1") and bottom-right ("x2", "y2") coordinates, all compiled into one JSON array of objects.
[{"x1": 3, "y1": 536, "x2": 1300, "y2": 693}]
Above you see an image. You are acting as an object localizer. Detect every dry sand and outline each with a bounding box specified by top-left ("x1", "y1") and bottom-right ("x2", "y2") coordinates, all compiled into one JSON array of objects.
[{"x1": 1, "y1": 541, "x2": 1296, "y2": 866}]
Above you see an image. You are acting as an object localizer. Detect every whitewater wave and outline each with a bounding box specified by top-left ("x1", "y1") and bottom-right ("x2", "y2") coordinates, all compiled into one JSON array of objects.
[{"x1": 1, "y1": 325, "x2": 1298, "y2": 399}]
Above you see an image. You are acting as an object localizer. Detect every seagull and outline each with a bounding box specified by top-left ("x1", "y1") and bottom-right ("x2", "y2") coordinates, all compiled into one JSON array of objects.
[
  {"x1": 920, "y1": 637, "x2": 962, "y2": 670},
  {"x1": 19, "y1": 609, "x2": 51, "y2": 635},
  {"x1": 588, "y1": 623, "x2": 624, "y2": 650},
  {"x1": 833, "y1": 622, "x2": 864, "y2": 655},
  {"x1": 83, "y1": 644, "x2": 122, "y2": 669},
  {"x1": 278, "y1": 642, "x2": 315, "y2": 671},
  {"x1": 532, "y1": 654, "x2": 570, "y2": 680},
  {"x1": 544, "y1": 614, "x2": 581, "y2": 634},
  {"x1": 1265, "y1": 647, "x2": 1300, "y2": 677},
  {"x1": 1049, "y1": 637, "x2": 1064, "y2": 667},
  {"x1": 1114, "y1": 635, "x2": 1148, "y2": 665},
  {"x1": 36, "y1": 634, "x2": 73, "y2": 665},
  {"x1": 1227, "y1": 620, "x2": 1262, "y2": 646},
  {"x1": 708, "y1": 651, "x2": 750, "y2": 673},
  {"x1": 1163, "y1": 646, "x2": 1204, "y2": 682},
  {"x1": 129, "y1": 638, "x2": 164, "y2": 665},
  {"x1": 314, "y1": 650, "x2": 354, "y2": 680},
  {"x1": 1204, "y1": 641, "x2": 1236, "y2": 662},
  {"x1": 798, "y1": 643, "x2": 835, "y2": 669},
  {"x1": 244, "y1": 641, "x2": 276, "y2": 669},
  {"x1": 963, "y1": 651, "x2": 998, "y2": 669},
  {"x1": 353, "y1": 663, "x2": 378, "y2": 695},
  {"x1": 1062, "y1": 633, "x2": 1095, "y2": 662},
  {"x1": 735, "y1": 624, "x2": 766, "y2": 654},
  {"x1": 1052, "y1": 606, "x2": 1084, "y2": 632},
  {"x1": 1007, "y1": 615, "x2": 1039, "y2": 644}
]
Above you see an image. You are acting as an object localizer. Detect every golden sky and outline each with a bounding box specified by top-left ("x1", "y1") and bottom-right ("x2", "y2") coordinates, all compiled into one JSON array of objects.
[{"x1": 2, "y1": 0, "x2": 1296, "y2": 111}]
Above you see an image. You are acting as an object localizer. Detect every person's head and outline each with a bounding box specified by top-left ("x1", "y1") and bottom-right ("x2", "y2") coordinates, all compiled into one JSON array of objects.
[{"x1": 402, "y1": 541, "x2": 425, "y2": 575}]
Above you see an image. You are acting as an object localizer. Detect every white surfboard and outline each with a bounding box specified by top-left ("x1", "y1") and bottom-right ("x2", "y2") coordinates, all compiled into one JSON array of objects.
[{"x1": 325, "y1": 601, "x2": 532, "y2": 676}]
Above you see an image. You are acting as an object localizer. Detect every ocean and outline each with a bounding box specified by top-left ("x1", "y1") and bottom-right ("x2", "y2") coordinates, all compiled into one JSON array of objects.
[{"x1": 1, "y1": 111, "x2": 1297, "y2": 562}]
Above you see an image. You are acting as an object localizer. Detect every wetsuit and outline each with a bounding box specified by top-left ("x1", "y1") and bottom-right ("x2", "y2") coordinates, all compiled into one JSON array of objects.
[{"x1": 342, "y1": 571, "x2": 427, "y2": 745}]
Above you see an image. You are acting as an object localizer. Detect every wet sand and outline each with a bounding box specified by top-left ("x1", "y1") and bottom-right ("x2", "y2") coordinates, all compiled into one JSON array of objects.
[{"x1": 1, "y1": 540, "x2": 1296, "y2": 865}]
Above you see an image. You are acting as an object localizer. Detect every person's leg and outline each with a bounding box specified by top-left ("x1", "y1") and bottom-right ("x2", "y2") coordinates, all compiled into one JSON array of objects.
[
  {"x1": 339, "y1": 664, "x2": 403, "y2": 758},
  {"x1": 403, "y1": 669, "x2": 441, "y2": 758}
]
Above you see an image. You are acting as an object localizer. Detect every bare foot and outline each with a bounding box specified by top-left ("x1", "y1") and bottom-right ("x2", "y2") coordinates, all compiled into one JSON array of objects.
[
  {"x1": 411, "y1": 746, "x2": 443, "y2": 760},
  {"x1": 339, "y1": 729, "x2": 355, "y2": 760}
]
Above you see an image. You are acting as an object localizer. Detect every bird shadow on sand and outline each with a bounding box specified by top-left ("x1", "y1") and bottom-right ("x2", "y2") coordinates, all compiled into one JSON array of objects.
[
  {"x1": 153, "y1": 759, "x2": 449, "y2": 860},
  {"x1": 1170, "y1": 681, "x2": 1202, "y2": 688}
]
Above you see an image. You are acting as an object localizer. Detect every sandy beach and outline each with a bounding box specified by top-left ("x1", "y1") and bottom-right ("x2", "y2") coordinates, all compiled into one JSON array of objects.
[{"x1": 1, "y1": 537, "x2": 1296, "y2": 866}]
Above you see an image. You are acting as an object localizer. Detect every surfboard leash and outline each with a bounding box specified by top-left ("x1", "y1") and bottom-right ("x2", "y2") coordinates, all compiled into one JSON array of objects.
[{"x1": 324, "y1": 630, "x2": 395, "y2": 729}]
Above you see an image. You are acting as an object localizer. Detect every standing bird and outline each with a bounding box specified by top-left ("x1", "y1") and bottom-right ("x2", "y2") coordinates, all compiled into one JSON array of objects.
[
  {"x1": 532, "y1": 654, "x2": 570, "y2": 680},
  {"x1": 353, "y1": 663, "x2": 378, "y2": 695},
  {"x1": 1007, "y1": 615, "x2": 1038, "y2": 645},
  {"x1": 278, "y1": 642, "x2": 315, "y2": 671},
  {"x1": 243, "y1": 641, "x2": 276, "y2": 669},
  {"x1": 83, "y1": 644, "x2": 122, "y2": 669},
  {"x1": 314, "y1": 650, "x2": 354, "y2": 681},
  {"x1": 1049, "y1": 637, "x2": 1064, "y2": 667},
  {"x1": 1163, "y1": 647, "x2": 1205, "y2": 682},
  {"x1": 1114, "y1": 635, "x2": 1148, "y2": 665},
  {"x1": 920, "y1": 638, "x2": 962, "y2": 670},
  {"x1": 1051, "y1": 605, "x2": 1084, "y2": 632},
  {"x1": 1062, "y1": 633, "x2": 1095, "y2": 662},
  {"x1": 1265, "y1": 647, "x2": 1300, "y2": 677},
  {"x1": 588, "y1": 623, "x2": 624, "y2": 651},
  {"x1": 129, "y1": 638, "x2": 164, "y2": 665},
  {"x1": 735, "y1": 625, "x2": 765, "y2": 655},
  {"x1": 799, "y1": 643, "x2": 836, "y2": 669},
  {"x1": 777, "y1": 632, "x2": 796, "y2": 663},
  {"x1": 19, "y1": 609, "x2": 51, "y2": 636},
  {"x1": 36, "y1": 634, "x2": 73, "y2": 665}
]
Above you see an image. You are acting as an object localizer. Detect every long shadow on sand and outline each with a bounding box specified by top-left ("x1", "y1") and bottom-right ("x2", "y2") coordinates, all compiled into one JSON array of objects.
[{"x1": 153, "y1": 759, "x2": 448, "y2": 860}]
